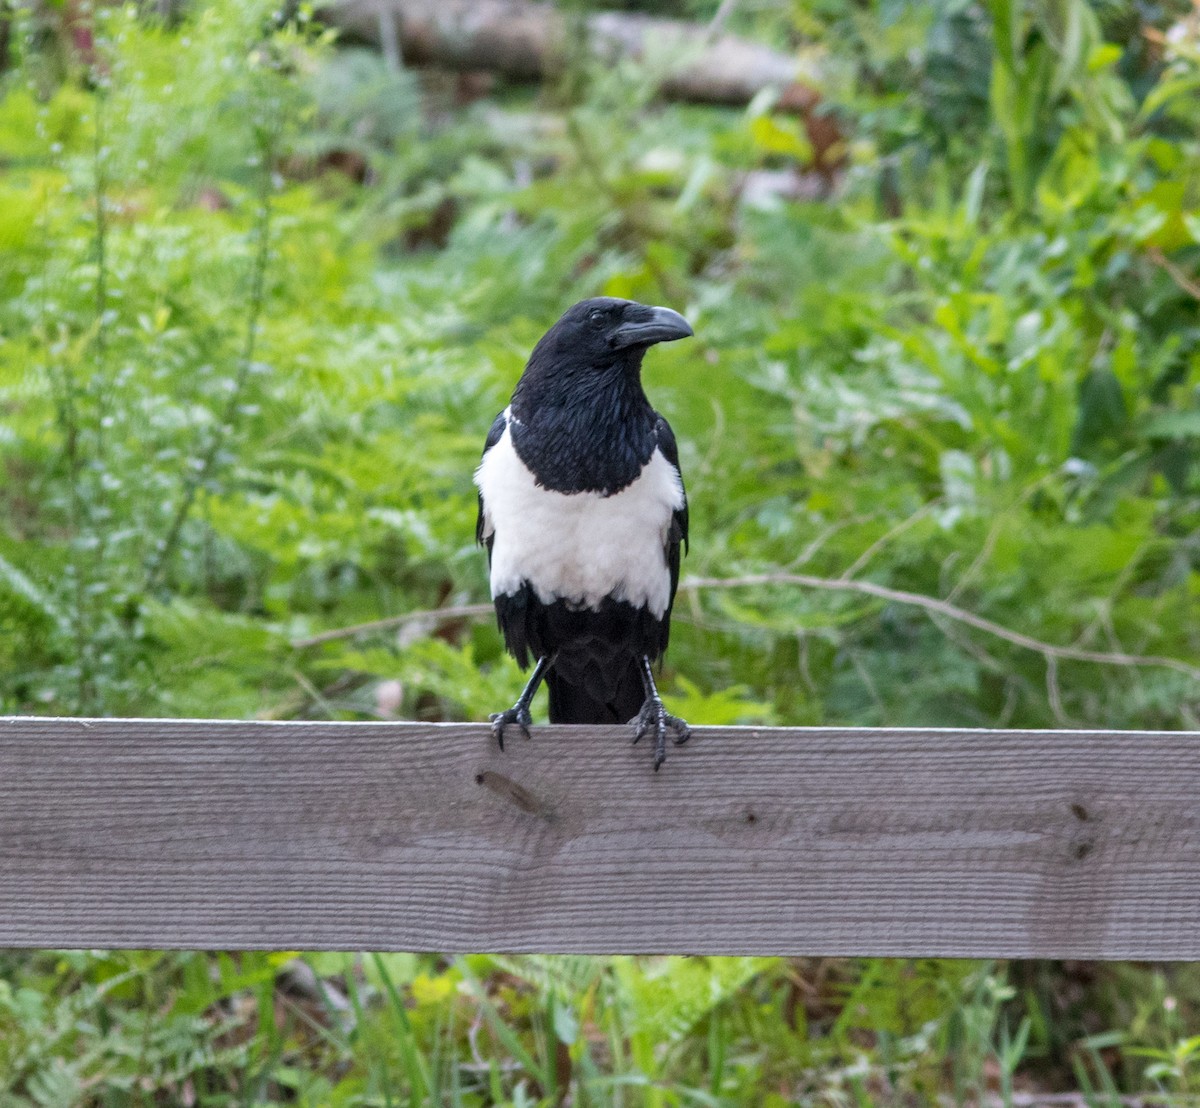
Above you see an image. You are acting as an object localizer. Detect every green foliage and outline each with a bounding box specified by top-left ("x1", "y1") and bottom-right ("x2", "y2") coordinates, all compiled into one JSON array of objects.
[
  {"x1": 0, "y1": 951, "x2": 1007, "y2": 1105},
  {"x1": 5, "y1": 0, "x2": 1196, "y2": 729},
  {"x1": 2, "y1": 0, "x2": 1200, "y2": 1102}
]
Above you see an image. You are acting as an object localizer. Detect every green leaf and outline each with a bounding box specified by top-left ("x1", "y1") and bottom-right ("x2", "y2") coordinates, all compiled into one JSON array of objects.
[
  {"x1": 749, "y1": 115, "x2": 812, "y2": 162},
  {"x1": 1140, "y1": 71, "x2": 1200, "y2": 120},
  {"x1": 1087, "y1": 43, "x2": 1122, "y2": 72},
  {"x1": 551, "y1": 996, "x2": 579, "y2": 1046},
  {"x1": 1073, "y1": 369, "x2": 1128, "y2": 452},
  {"x1": 0, "y1": 553, "x2": 66, "y2": 632},
  {"x1": 1142, "y1": 410, "x2": 1200, "y2": 440}
]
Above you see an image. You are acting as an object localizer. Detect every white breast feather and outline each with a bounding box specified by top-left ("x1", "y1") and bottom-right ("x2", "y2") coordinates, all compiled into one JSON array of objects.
[{"x1": 474, "y1": 417, "x2": 683, "y2": 618}]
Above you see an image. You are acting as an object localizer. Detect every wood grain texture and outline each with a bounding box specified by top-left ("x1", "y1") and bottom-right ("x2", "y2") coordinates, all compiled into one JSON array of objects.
[{"x1": 1, "y1": 718, "x2": 1198, "y2": 957}]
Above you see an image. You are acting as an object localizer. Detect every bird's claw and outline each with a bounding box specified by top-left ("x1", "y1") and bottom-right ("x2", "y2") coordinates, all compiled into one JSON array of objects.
[
  {"x1": 490, "y1": 705, "x2": 532, "y2": 750},
  {"x1": 630, "y1": 697, "x2": 691, "y2": 771}
]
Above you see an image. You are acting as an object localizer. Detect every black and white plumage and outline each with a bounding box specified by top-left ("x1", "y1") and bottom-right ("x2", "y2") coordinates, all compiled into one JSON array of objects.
[{"x1": 474, "y1": 297, "x2": 694, "y2": 769}]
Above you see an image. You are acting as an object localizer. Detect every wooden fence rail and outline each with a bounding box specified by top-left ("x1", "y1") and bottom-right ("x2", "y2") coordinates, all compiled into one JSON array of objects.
[{"x1": 1, "y1": 717, "x2": 1198, "y2": 958}]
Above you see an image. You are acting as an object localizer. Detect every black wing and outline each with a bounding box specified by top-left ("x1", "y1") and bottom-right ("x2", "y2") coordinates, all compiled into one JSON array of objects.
[
  {"x1": 475, "y1": 410, "x2": 507, "y2": 564},
  {"x1": 655, "y1": 413, "x2": 688, "y2": 616}
]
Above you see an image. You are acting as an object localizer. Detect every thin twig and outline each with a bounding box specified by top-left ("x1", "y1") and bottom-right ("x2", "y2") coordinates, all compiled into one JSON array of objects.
[
  {"x1": 997, "y1": 677, "x2": 1019, "y2": 728},
  {"x1": 946, "y1": 474, "x2": 1052, "y2": 604},
  {"x1": 796, "y1": 631, "x2": 816, "y2": 695},
  {"x1": 929, "y1": 611, "x2": 1005, "y2": 675},
  {"x1": 291, "y1": 603, "x2": 496, "y2": 649},
  {"x1": 848, "y1": 650, "x2": 884, "y2": 713},
  {"x1": 42, "y1": 156, "x2": 95, "y2": 711},
  {"x1": 943, "y1": 521, "x2": 1000, "y2": 605},
  {"x1": 91, "y1": 83, "x2": 111, "y2": 478},
  {"x1": 1148, "y1": 246, "x2": 1200, "y2": 301},
  {"x1": 789, "y1": 514, "x2": 867, "y2": 571},
  {"x1": 87, "y1": 81, "x2": 122, "y2": 606},
  {"x1": 144, "y1": 140, "x2": 274, "y2": 592},
  {"x1": 377, "y1": 4, "x2": 401, "y2": 71},
  {"x1": 1045, "y1": 655, "x2": 1069, "y2": 726},
  {"x1": 838, "y1": 500, "x2": 938, "y2": 581},
  {"x1": 291, "y1": 669, "x2": 335, "y2": 719},
  {"x1": 706, "y1": 0, "x2": 740, "y2": 40}
]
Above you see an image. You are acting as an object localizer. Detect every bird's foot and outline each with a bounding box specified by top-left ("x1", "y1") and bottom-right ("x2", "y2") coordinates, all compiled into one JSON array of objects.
[
  {"x1": 630, "y1": 696, "x2": 691, "y2": 771},
  {"x1": 490, "y1": 704, "x2": 533, "y2": 750}
]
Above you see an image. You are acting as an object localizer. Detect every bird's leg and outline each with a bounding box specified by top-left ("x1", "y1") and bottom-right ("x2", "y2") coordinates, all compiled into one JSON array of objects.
[
  {"x1": 490, "y1": 656, "x2": 549, "y2": 750},
  {"x1": 630, "y1": 655, "x2": 691, "y2": 771}
]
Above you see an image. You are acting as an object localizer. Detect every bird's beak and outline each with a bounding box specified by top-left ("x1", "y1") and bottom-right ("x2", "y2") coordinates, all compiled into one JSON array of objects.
[{"x1": 611, "y1": 305, "x2": 694, "y2": 350}]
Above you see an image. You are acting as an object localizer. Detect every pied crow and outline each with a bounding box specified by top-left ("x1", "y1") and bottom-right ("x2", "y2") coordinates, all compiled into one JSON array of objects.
[{"x1": 474, "y1": 297, "x2": 694, "y2": 769}]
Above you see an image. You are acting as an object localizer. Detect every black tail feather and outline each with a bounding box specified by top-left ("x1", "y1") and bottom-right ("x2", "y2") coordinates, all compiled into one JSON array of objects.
[{"x1": 546, "y1": 656, "x2": 643, "y2": 724}]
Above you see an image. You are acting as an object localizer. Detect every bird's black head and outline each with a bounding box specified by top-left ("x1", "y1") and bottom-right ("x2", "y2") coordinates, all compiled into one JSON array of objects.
[
  {"x1": 508, "y1": 297, "x2": 693, "y2": 493},
  {"x1": 525, "y1": 297, "x2": 693, "y2": 377}
]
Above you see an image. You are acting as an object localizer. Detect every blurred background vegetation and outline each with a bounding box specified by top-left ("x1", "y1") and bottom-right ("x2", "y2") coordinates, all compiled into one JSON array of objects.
[{"x1": 1, "y1": 0, "x2": 1199, "y2": 1102}]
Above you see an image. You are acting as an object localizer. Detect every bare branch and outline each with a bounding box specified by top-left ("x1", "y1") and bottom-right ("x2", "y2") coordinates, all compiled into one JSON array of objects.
[
  {"x1": 681, "y1": 573, "x2": 1200, "y2": 683},
  {"x1": 295, "y1": 574, "x2": 1200, "y2": 685},
  {"x1": 292, "y1": 603, "x2": 495, "y2": 649}
]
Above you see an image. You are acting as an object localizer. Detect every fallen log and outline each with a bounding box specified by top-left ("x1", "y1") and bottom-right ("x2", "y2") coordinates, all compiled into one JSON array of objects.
[{"x1": 321, "y1": 0, "x2": 823, "y2": 115}]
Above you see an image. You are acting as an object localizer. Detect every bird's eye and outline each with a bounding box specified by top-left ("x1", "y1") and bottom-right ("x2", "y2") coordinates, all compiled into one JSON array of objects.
[{"x1": 588, "y1": 310, "x2": 606, "y2": 329}]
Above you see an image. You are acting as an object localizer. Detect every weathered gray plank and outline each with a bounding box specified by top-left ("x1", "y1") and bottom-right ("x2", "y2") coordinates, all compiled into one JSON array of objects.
[{"x1": 1, "y1": 717, "x2": 1198, "y2": 958}]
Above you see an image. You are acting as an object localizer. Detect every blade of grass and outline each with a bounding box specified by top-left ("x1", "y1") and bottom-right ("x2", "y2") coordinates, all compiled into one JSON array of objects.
[
  {"x1": 371, "y1": 952, "x2": 430, "y2": 1108},
  {"x1": 455, "y1": 957, "x2": 546, "y2": 1088}
]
